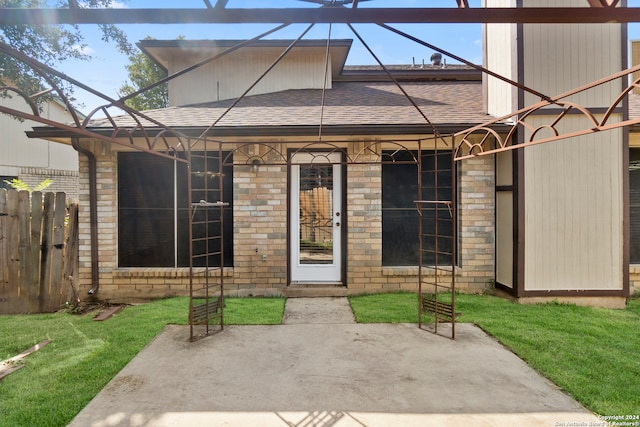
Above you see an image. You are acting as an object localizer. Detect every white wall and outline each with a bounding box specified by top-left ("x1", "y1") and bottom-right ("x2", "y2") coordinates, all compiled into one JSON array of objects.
[
  {"x1": 168, "y1": 48, "x2": 333, "y2": 107},
  {"x1": 0, "y1": 95, "x2": 78, "y2": 176}
]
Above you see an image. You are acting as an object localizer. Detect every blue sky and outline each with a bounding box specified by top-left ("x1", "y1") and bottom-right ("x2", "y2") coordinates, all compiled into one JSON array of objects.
[{"x1": 52, "y1": 0, "x2": 640, "y2": 113}]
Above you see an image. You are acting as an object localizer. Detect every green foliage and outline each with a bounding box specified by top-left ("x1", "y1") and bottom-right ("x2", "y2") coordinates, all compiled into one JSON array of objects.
[
  {"x1": 224, "y1": 297, "x2": 285, "y2": 325},
  {"x1": 3, "y1": 178, "x2": 52, "y2": 193},
  {"x1": 118, "y1": 37, "x2": 169, "y2": 111},
  {"x1": 0, "y1": 0, "x2": 133, "y2": 102},
  {"x1": 2, "y1": 294, "x2": 637, "y2": 424},
  {"x1": 349, "y1": 291, "x2": 417, "y2": 323},
  {"x1": 0, "y1": 296, "x2": 284, "y2": 427}
]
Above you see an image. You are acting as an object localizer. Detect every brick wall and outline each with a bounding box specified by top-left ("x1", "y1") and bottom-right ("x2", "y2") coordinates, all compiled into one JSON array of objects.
[
  {"x1": 76, "y1": 140, "x2": 244, "y2": 301},
  {"x1": 232, "y1": 145, "x2": 288, "y2": 295},
  {"x1": 19, "y1": 167, "x2": 79, "y2": 201},
  {"x1": 74, "y1": 140, "x2": 497, "y2": 302},
  {"x1": 347, "y1": 142, "x2": 384, "y2": 291},
  {"x1": 628, "y1": 267, "x2": 640, "y2": 296},
  {"x1": 456, "y1": 156, "x2": 496, "y2": 292},
  {"x1": 77, "y1": 144, "x2": 92, "y2": 296}
]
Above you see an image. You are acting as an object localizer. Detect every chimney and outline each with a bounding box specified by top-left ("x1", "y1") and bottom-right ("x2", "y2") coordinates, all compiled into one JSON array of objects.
[{"x1": 430, "y1": 53, "x2": 442, "y2": 66}]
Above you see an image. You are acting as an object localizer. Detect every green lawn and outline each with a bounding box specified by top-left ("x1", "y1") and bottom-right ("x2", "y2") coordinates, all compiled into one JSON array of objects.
[
  {"x1": 349, "y1": 292, "x2": 640, "y2": 416},
  {"x1": 0, "y1": 297, "x2": 284, "y2": 427},
  {"x1": 1, "y1": 293, "x2": 638, "y2": 426}
]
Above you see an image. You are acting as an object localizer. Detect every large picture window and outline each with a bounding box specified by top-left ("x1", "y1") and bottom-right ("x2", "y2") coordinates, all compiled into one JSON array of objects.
[
  {"x1": 382, "y1": 150, "x2": 454, "y2": 266},
  {"x1": 118, "y1": 152, "x2": 233, "y2": 268}
]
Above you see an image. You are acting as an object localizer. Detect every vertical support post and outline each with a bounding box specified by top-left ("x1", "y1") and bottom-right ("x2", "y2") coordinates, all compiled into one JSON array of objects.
[
  {"x1": 188, "y1": 146, "x2": 195, "y2": 341},
  {"x1": 451, "y1": 136, "x2": 457, "y2": 340},
  {"x1": 416, "y1": 136, "x2": 456, "y2": 339},
  {"x1": 188, "y1": 138, "x2": 226, "y2": 341},
  {"x1": 417, "y1": 140, "x2": 423, "y2": 329}
]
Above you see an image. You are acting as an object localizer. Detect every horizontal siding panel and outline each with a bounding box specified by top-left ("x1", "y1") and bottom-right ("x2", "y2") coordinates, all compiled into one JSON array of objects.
[{"x1": 0, "y1": 97, "x2": 77, "y2": 172}]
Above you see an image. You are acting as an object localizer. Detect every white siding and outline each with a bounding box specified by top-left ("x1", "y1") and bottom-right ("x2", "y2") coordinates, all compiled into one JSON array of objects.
[
  {"x1": 496, "y1": 191, "x2": 514, "y2": 288},
  {"x1": 168, "y1": 49, "x2": 333, "y2": 107},
  {"x1": 518, "y1": 0, "x2": 625, "y2": 292},
  {"x1": 522, "y1": 1, "x2": 622, "y2": 108},
  {"x1": 496, "y1": 150, "x2": 514, "y2": 288},
  {"x1": 523, "y1": 116, "x2": 624, "y2": 291},
  {"x1": 0, "y1": 96, "x2": 78, "y2": 174},
  {"x1": 484, "y1": 0, "x2": 518, "y2": 117}
]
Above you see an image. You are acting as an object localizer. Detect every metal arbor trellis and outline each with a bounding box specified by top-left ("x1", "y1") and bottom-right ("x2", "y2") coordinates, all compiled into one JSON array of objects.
[{"x1": 1, "y1": 1, "x2": 639, "y2": 340}]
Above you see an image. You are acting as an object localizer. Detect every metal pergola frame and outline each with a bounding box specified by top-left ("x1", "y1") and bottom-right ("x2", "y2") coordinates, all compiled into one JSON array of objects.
[
  {"x1": 1, "y1": 0, "x2": 638, "y2": 340},
  {"x1": 0, "y1": 2, "x2": 637, "y2": 25}
]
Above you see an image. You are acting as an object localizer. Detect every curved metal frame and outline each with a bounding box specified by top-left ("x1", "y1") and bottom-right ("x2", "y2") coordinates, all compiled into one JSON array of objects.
[
  {"x1": 454, "y1": 64, "x2": 640, "y2": 161},
  {"x1": 1, "y1": 5, "x2": 636, "y2": 341}
]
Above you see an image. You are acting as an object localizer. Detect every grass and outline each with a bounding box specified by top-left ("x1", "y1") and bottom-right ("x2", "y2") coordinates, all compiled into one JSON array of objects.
[
  {"x1": 349, "y1": 292, "x2": 640, "y2": 416},
  {"x1": 0, "y1": 296, "x2": 284, "y2": 427},
  {"x1": 2, "y1": 293, "x2": 638, "y2": 425}
]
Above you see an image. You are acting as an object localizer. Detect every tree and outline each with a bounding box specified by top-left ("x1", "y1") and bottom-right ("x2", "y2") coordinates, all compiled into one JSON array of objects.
[
  {"x1": 0, "y1": 0, "x2": 133, "y2": 103},
  {"x1": 4, "y1": 178, "x2": 52, "y2": 193},
  {"x1": 118, "y1": 37, "x2": 169, "y2": 111}
]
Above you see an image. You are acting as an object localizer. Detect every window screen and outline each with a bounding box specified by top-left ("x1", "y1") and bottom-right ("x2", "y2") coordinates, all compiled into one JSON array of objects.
[
  {"x1": 118, "y1": 152, "x2": 233, "y2": 268},
  {"x1": 382, "y1": 150, "x2": 454, "y2": 266}
]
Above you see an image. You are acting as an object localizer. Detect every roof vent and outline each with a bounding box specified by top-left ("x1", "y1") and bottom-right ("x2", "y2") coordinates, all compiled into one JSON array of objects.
[{"x1": 430, "y1": 53, "x2": 442, "y2": 66}]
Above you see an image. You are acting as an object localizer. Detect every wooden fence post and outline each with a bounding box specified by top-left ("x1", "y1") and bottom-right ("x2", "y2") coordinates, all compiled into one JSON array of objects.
[
  {"x1": 0, "y1": 189, "x2": 9, "y2": 313},
  {"x1": 17, "y1": 191, "x2": 32, "y2": 313},
  {"x1": 0, "y1": 190, "x2": 77, "y2": 314},
  {"x1": 47, "y1": 192, "x2": 66, "y2": 311},
  {"x1": 63, "y1": 203, "x2": 79, "y2": 307},
  {"x1": 39, "y1": 192, "x2": 55, "y2": 312},
  {"x1": 28, "y1": 192, "x2": 43, "y2": 313}
]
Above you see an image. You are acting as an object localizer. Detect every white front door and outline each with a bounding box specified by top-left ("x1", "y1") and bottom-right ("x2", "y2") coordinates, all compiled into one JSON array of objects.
[{"x1": 290, "y1": 152, "x2": 342, "y2": 283}]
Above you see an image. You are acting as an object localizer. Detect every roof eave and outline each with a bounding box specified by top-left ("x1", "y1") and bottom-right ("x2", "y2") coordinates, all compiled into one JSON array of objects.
[{"x1": 28, "y1": 122, "x2": 511, "y2": 140}]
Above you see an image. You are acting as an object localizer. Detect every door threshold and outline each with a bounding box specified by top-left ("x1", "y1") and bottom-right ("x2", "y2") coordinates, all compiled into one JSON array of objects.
[
  {"x1": 283, "y1": 285, "x2": 349, "y2": 298},
  {"x1": 289, "y1": 281, "x2": 344, "y2": 288}
]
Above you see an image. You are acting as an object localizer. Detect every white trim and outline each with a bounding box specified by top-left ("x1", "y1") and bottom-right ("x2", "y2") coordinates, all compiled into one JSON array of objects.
[{"x1": 290, "y1": 152, "x2": 342, "y2": 282}]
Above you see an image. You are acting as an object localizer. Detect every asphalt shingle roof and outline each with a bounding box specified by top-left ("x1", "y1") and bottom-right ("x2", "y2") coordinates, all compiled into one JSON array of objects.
[{"x1": 87, "y1": 81, "x2": 491, "y2": 130}]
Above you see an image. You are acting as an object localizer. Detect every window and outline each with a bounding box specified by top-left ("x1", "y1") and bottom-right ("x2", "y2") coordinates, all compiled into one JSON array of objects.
[
  {"x1": 118, "y1": 152, "x2": 233, "y2": 268},
  {"x1": 382, "y1": 150, "x2": 454, "y2": 266},
  {"x1": 630, "y1": 149, "x2": 640, "y2": 263}
]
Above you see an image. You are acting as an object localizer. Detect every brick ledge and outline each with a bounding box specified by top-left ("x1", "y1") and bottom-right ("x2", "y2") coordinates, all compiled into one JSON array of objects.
[
  {"x1": 113, "y1": 267, "x2": 233, "y2": 278},
  {"x1": 382, "y1": 266, "x2": 461, "y2": 276}
]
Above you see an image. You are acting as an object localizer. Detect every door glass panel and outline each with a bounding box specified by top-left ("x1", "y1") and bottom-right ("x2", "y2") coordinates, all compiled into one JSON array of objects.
[{"x1": 299, "y1": 164, "x2": 333, "y2": 264}]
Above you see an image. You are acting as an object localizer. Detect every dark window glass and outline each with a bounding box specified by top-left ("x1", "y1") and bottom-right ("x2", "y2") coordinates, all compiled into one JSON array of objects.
[
  {"x1": 118, "y1": 152, "x2": 233, "y2": 268},
  {"x1": 630, "y1": 149, "x2": 640, "y2": 263},
  {"x1": 118, "y1": 153, "x2": 175, "y2": 267},
  {"x1": 176, "y1": 152, "x2": 234, "y2": 268},
  {"x1": 382, "y1": 150, "x2": 454, "y2": 266}
]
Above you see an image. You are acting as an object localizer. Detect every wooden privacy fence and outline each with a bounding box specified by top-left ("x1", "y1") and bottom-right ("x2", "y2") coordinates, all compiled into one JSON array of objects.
[
  {"x1": 0, "y1": 189, "x2": 79, "y2": 314},
  {"x1": 299, "y1": 187, "x2": 333, "y2": 243}
]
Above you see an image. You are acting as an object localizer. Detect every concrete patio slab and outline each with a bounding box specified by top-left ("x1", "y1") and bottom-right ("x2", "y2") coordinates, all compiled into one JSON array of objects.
[
  {"x1": 283, "y1": 296, "x2": 355, "y2": 324},
  {"x1": 68, "y1": 302, "x2": 600, "y2": 427}
]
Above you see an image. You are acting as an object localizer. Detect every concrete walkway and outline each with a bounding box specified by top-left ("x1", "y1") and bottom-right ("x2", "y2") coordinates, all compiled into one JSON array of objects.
[{"x1": 68, "y1": 298, "x2": 600, "y2": 427}]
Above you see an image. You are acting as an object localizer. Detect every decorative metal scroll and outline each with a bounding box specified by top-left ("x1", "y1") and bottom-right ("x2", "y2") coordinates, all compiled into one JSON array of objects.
[
  {"x1": 219, "y1": 139, "x2": 424, "y2": 167},
  {"x1": 454, "y1": 64, "x2": 640, "y2": 162},
  {"x1": 0, "y1": 41, "x2": 189, "y2": 161}
]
